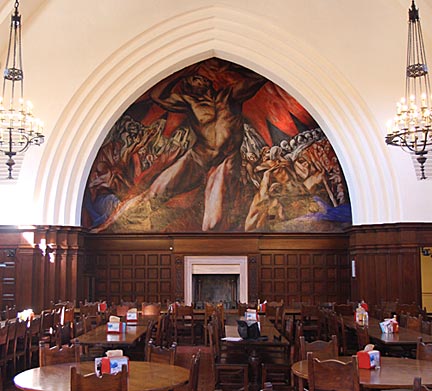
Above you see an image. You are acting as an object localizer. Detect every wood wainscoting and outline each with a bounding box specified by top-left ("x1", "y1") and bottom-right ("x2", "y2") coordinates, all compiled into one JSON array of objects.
[
  {"x1": 84, "y1": 232, "x2": 350, "y2": 306},
  {"x1": 1, "y1": 223, "x2": 432, "y2": 312}
]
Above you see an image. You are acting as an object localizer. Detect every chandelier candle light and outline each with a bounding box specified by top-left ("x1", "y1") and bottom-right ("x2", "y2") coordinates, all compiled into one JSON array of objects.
[
  {"x1": 385, "y1": 0, "x2": 432, "y2": 180},
  {"x1": 0, "y1": 0, "x2": 44, "y2": 179}
]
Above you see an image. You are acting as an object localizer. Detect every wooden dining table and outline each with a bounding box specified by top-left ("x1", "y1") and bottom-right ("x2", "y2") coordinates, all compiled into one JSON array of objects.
[
  {"x1": 14, "y1": 361, "x2": 190, "y2": 391},
  {"x1": 74, "y1": 323, "x2": 148, "y2": 347},
  {"x1": 292, "y1": 356, "x2": 432, "y2": 389},
  {"x1": 342, "y1": 315, "x2": 432, "y2": 355}
]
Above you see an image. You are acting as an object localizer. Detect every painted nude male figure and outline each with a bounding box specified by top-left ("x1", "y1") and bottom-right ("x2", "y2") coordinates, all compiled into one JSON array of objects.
[{"x1": 94, "y1": 59, "x2": 266, "y2": 232}]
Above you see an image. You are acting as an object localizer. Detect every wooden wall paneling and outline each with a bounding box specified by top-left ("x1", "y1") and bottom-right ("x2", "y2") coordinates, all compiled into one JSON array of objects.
[
  {"x1": 0, "y1": 249, "x2": 16, "y2": 310},
  {"x1": 260, "y1": 254, "x2": 273, "y2": 300},
  {"x1": 95, "y1": 254, "x2": 108, "y2": 302},
  {"x1": 92, "y1": 252, "x2": 175, "y2": 306},
  {"x1": 274, "y1": 254, "x2": 286, "y2": 300},
  {"x1": 394, "y1": 248, "x2": 420, "y2": 304},
  {"x1": 174, "y1": 255, "x2": 184, "y2": 302},
  {"x1": 336, "y1": 253, "x2": 351, "y2": 301},
  {"x1": 312, "y1": 253, "x2": 326, "y2": 303},
  {"x1": 15, "y1": 247, "x2": 34, "y2": 310},
  {"x1": 109, "y1": 253, "x2": 122, "y2": 304},
  {"x1": 348, "y1": 224, "x2": 432, "y2": 307},
  {"x1": 287, "y1": 254, "x2": 299, "y2": 305},
  {"x1": 247, "y1": 255, "x2": 259, "y2": 305},
  {"x1": 134, "y1": 254, "x2": 146, "y2": 304},
  {"x1": 159, "y1": 254, "x2": 173, "y2": 305},
  {"x1": 121, "y1": 254, "x2": 134, "y2": 302},
  {"x1": 257, "y1": 250, "x2": 350, "y2": 306},
  {"x1": 299, "y1": 253, "x2": 312, "y2": 303}
]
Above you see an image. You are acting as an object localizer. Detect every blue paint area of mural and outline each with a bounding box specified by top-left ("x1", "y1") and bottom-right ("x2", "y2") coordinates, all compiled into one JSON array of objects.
[
  {"x1": 81, "y1": 58, "x2": 352, "y2": 233},
  {"x1": 308, "y1": 197, "x2": 352, "y2": 223}
]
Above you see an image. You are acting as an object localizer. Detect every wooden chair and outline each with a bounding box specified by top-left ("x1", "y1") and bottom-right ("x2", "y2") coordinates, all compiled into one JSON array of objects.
[
  {"x1": 145, "y1": 339, "x2": 177, "y2": 364},
  {"x1": 208, "y1": 321, "x2": 249, "y2": 390},
  {"x1": 55, "y1": 321, "x2": 73, "y2": 347},
  {"x1": 142, "y1": 302, "x2": 161, "y2": 319},
  {"x1": 73, "y1": 316, "x2": 85, "y2": 339},
  {"x1": 120, "y1": 300, "x2": 137, "y2": 309},
  {"x1": 27, "y1": 316, "x2": 41, "y2": 368},
  {"x1": 261, "y1": 357, "x2": 292, "y2": 391},
  {"x1": 39, "y1": 341, "x2": 80, "y2": 366},
  {"x1": 52, "y1": 307, "x2": 63, "y2": 331},
  {"x1": 399, "y1": 313, "x2": 408, "y2": 328},
  {"x1": 265, "y1": 300, "x2": 284, "y2": 324},
  {"x1": 215, "y1": 303, "x2": 226, "y2": 338},
  {"x1": 326, "y1": 311, "x2": 339, "y2": 344},
  {"x1": 5, "y1": 305, "x2": 17, "y2": 320},
  {"x1": 173, "y1": 305, "x2": 195, "y2": 345},
  {"x1": 80, "y1": 302, "x2": 102, "y2": 328},
  {"x1": 64, "y1": 307, "x2": 75, "y2": 324},
  {"x1": 155, "y1": 312, "x2": 174, "y2": 348},
  {"x1": 214, "y1": 362, "x2": 249, "y2": 391},
  {"x1": 421, "y1": 320, "x2": 432, "y2": 335},
  {"x1": 40, "y1": 309, "x2": 57, "y2": 346},
  {"x1": 13, "y1": 318, "x2": 28, "y2": 372},
  {"x1": 70, "y1": 364, "x2": 127, "y2": 391},
  {"x1": 307, "y1": 353, "x2": 360, "y2": 391},
  {"x1": 406, "y1": 315, "x2": 422, "y2": 332},
  {"x1": 293, "y1": 321, "x2": 304, "y2": 363},
  {"x1": 143, "y1": 318, "x2": 159, "y2": 358},
  {"x1": 397, "y1": 303, "x2": 422, "y2": 317},
  {"x1": 355, "y1": 324, "x2": 370, "y2": 351},
  {"x1": 113, "y1": 305, "x2": 130, "y2": 318},
  {"x1": 274, "y1": 306, "x2": 284, "y2": 332},
  {"x1": 413, "y1": 377, "x2": 432, "y2": 391},
  {"x1": 417, "y1": 337, "x2": 432, "y2": 361},
  {"x1": 80, "y1": 301, "x2": 99, "y2": 317},
  {"x1": 188, "y1": 350, "x2": 201, "y2": 391},
  {"x1": 333, "y1": 304, "x2": 354, "y2": 316},
  {"x1": 282, "y1": 315, "x2": 294, "y2": 346},
  {"x1": 300, "y1": 335, "x2": 338, "y2": 360},
  {"x1": 237, "y1": 302, "x2": 248, "y2": 316},
  {"x1": 5, "y1": 319, "x2": 16, "y2": 375},
  {"x1": 204, "y1": 302, "x2": 215, "y2": 346},
  {"x1": 300, "y1": 304, "x2": 321, "y2": 341},
  {"x1": 83, "y1": 315, "x2": 96, "y2": 333},
  {"x1": 0, "y1": 323, "x2": 9, "y2": 381}
]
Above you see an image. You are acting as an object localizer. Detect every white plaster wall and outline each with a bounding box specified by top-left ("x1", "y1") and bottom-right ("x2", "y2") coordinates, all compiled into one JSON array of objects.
[{"x1": 0, "y1": 0, "x2": 430, "y2": 226}]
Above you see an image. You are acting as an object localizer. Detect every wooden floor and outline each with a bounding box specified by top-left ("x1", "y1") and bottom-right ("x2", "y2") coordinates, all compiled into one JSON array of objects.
[{"x1": 4, "y1": 345, "x2": 215, "y2": 391}]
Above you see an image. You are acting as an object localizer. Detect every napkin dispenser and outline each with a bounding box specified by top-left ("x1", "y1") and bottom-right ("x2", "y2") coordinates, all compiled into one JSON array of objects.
[
  {"x1": 126, "y1": 309, "x2": 138, "y2": 324},
  {"x1": 107, "y1": 316, "x2": 126, "y2": 333},
  {"x1": 95, "y1": 350, "x2": 129, "y2": 376},
  {"x1": 357, "y1": 344, "x2": 380, "y2": 369}
]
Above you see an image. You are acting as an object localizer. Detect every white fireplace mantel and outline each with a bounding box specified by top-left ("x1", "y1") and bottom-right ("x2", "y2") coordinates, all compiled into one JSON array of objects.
[{"x1": 184, "y1": 256, "x2": 248, "y2": 305}]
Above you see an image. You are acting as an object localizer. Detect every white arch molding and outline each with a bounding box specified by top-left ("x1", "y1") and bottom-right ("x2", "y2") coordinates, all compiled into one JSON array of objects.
[{"x1": 33, "y1": 5, "x2": 401, "y2": 227}]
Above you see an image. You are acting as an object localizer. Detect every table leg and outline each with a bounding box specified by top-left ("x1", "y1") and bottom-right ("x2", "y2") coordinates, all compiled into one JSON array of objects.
[{"x1": 248, "y1": 348, "x2": 261, "y2": 391}]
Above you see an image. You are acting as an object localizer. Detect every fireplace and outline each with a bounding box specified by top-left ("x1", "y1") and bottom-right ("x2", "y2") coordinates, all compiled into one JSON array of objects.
[
  {"x1": 193, "y1": 274, "x2": 239, "y2": 309},
  {"x1": 184, "y1": 256, "x2": 248, "y2": 306}
]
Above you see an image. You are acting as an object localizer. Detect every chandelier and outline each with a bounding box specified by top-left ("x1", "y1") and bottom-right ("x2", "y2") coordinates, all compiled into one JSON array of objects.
[
  {"x1": 385, "y1": 0, "x2": 432, "y2": 180},
  {"x1": 0, "y1": 0, "x2": 44, "y2": 179}
]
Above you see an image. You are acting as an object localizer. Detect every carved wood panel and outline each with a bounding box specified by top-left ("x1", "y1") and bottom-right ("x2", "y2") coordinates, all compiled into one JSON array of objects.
[
  {"x1": 94, "y1": 252, "x2": 174, "y2": 305},
  {"x1": 259, "y1": 251, "x2": 349, "y2": 305}
]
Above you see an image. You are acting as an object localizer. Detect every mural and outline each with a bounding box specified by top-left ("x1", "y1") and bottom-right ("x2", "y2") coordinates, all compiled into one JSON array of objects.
[{"x1": 82, "y1": 58, "x2": 351, "y2": 233}]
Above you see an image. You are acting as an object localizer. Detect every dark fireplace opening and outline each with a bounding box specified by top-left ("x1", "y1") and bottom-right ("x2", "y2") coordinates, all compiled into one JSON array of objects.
[{"x1": 192, "y1": 274, "x2": 239, "y2": 309}]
